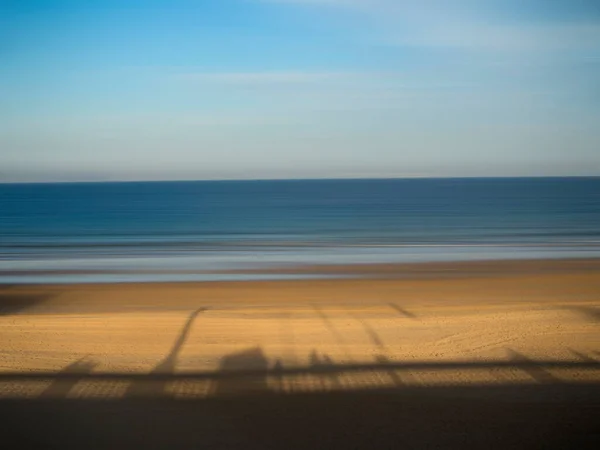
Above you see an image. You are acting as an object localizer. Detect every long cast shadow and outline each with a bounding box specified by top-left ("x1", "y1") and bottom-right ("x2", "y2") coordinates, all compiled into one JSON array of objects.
[
  {"x1": 3, "y1": 384, "x2": 600, "y2": 449},
  {"x1": 569, "y1": 349, "x2": 598, "y2": 362},
  {"x1": 312, "y1": 304, "x2": 351, "y2": 359},
  {"x1": 506, "y1": 349, "x2": 561, "y2": 383},
  {"x1": 354, "y1": 315, "x2": 403, "y2": 386},
  {"x1": 355, "y1": 316, "x2": 404, "y2": 386},
  {"x1": 355, "y1": 316, "x2": 385, "y2": 348},
  {"x1": 126, "y1": 307, "x2": 207, "y2": 397},
  {"x1": 39, "y1": 358, "x2": 98, "y2": 398},
  {"x1": 312, "y1": 305, "x2": 345, "y2": 343},
  {"x1": 3, "y1": 356, "x2": 597, "y2": 387},
  {"x1": 388, "y1": 303, "x2": 416, "y2": 319}
]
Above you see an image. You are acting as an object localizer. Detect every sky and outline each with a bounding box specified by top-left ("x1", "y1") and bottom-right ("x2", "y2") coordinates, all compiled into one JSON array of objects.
[{"x1": 1, "y1": 0, "x2": 599, "y2": 182}]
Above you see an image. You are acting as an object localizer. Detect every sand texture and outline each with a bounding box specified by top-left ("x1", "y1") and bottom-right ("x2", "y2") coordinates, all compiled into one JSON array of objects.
[
  {"x1": 1, "y1": 259, "x2": 600, "y2": 449},
  {"x1": 1, "y1": 258, "x2": 599, "y2": 399}
]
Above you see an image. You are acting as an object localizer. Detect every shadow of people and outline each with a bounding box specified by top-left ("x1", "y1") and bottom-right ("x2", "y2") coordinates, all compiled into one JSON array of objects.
[
  {"x1": 309, "y1": 350, "x2": 341, "y2": 390},
  {"x1": 39, "y1": 358, "x2": 98, "y2": 398},
  {"x1": 309, "y1": 350, "x2": 321, "y2": 367},
  {"x1": 271, "y1": 359, "x2": 285, "y2": 392},
  {"x1": 212, "y1": 347, "x2": 270, "y2": 396},
  {"x1": 126, "y1": 307, "x2": 207, "y2": 398},
  {"x1": 322, "y1": 354, "x2": 342, "y2": 389}
]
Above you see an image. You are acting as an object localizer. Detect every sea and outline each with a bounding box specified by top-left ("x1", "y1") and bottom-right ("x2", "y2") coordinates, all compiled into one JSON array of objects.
[{"x1": 1, "y1": 177, "x2": 599, "y2": 283}]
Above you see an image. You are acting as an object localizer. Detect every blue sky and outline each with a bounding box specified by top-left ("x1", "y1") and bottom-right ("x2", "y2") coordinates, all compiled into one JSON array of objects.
[{"x1": 1, "y1": 0, "x2": 599, "y2": 181}]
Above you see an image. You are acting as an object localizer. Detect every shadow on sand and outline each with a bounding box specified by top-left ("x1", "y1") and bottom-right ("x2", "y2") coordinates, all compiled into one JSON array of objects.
[
  {"x1": 567, "y1": 306, "x2": 600, "y2": 323},
  {"x1": 39, "y1": 358, "x2": 98, "y2": 398},
  {"x1": 1, "y1": 355, "x2": 599, "y2": 385},
  {"x1": 126, "y1": 307, "x2": 207, "y2": 397},
  {"x1": 1, "y1": 310, "x2": 599, "y2": 449},
  {"x1": 0, "y1": 291, "x2": 54, "y2": 315},
  {"x1": 1, "y1": 350, "x2": 600, "y2": 449},
  {"x1": 213, "y1": 347, "x2": 270, "y2": 396},
  {"x1": 1, "y1": 380, "x2": 599, "y2": 450}
]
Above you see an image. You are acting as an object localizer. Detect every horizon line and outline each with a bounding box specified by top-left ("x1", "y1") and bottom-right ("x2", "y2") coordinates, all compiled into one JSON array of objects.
[{"x1": 1, "y1": 174, "x2": 599, "y2": 186}]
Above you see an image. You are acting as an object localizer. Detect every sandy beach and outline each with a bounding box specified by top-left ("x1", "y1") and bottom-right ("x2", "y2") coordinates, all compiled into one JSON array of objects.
[
  {"x1": 1, "y1": 258, "x2": 599, "y2": 448},
  {"x1": 1, "y1": 258, "x2": 599, "y2": 392}
]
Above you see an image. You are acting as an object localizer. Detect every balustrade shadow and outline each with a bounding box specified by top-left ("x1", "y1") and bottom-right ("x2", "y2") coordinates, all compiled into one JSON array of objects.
[{"x1": 1, "y1": 351, "x2": 600, "y2": 449}]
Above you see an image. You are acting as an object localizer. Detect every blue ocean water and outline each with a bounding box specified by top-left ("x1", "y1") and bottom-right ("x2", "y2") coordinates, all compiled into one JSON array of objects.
[{"x1": 1, "y1": 177, "x2": 599, "y2": 283}]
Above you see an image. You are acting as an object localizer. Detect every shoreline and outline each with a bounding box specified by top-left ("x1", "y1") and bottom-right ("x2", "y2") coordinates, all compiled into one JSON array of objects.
[
  {"x1": 1, "y1": 258, "x2": 599, "y2": 313},
  {"x1": 1, "y1": 256, "x2": 599, "y2": 408},
  {"x1": 222, "y1": 257, "x2": 600, "y2": 277},
  {"x1": 1, "y1": 257, "x2": 600, "y2": 288}
]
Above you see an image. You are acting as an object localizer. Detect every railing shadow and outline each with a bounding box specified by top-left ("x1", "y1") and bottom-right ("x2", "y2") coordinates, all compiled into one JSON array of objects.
[
  {"x1": 1, "y1": 375, "x2": 599, "y2": 450},
  {"x1": 1, "y1": 353, "x2": 599, "y2": 392},
  {"x1": 1, "y1": 349, "x2": 600, "y2": 449},
  {"x1": 39, "y1": 357, "x2": 98, "y2": 398}
]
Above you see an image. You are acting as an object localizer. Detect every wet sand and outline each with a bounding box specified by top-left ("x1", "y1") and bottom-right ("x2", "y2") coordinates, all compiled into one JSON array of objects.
[{"x1": 1, "y1": 258, "x2": 599, "y2": 448}]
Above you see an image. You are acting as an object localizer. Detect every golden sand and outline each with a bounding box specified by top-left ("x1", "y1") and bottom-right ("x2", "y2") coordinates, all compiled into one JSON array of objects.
[{"x1": 1, "y1": 259, "x2": 599, "y2": 398}]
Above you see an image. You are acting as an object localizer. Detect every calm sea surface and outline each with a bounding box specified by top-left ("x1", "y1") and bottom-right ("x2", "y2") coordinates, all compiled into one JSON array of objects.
[{"x1": 1, "y1": 177, "x2": 599, "y2": 283}]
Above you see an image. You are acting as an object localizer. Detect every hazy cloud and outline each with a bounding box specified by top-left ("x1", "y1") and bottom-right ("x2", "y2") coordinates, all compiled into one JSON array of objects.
[
  {"x1": 175, "y1": 71, "x2": 358, "y2": 85},
  {"x1": 261, "y1": 0, "x2": 600, "y2": 54}
]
